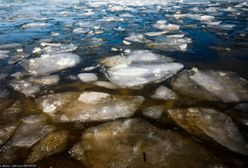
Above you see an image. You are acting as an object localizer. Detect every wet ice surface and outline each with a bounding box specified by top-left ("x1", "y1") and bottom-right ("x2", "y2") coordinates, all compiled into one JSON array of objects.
[{"x1": 0, "y1": 0, "x2": 248, "y2": 167}]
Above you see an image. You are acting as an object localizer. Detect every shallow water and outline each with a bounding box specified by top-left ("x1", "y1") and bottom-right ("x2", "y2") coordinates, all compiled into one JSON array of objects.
[{"x1": 0, "y1": 0, "x2": 248, "y2": 167}]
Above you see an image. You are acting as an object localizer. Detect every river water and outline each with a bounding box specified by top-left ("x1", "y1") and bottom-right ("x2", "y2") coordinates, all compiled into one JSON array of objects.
[{"x1": 0, "y1": 0, "x2": 248, "y2": 167}]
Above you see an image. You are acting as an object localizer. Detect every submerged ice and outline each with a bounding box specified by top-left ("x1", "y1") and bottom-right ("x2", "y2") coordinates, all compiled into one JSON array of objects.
[{"x1": 36, "y1": 91, "x2": 144, "y2": 122}]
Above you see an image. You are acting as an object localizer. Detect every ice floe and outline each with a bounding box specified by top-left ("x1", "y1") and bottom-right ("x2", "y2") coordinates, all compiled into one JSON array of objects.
[
  {"x1": 142, "y1": 105, "x2": 164, "y2": 120},
  {"x1": 11, "y1": 115, "x2": 55, "y2": 148},
  {"x1": 171, "y1": 69, "x2": 248, "y2": 103},
  {"x1": 22, "y1": 22, "x2": 51, "y2": 29},
  {"x1": 168, "y1": 108, "x2": 248, "y2": 155},
  {"x1": 70, "y1": 118, "x2": 223, "y2": 168},
  {"x1": 151, "y1": 85, "x2": 178, "y2": 100},
  {"x1": 77, "y1": 73, "x2": 98, "y2": 83},
  {"x1": 101, "y1": 50, "x2": 183, "y2": 88},
  {"x1": 36, "y1": 91, "x2": 144, "y2": 122},
  {"x1": 25, "y1": 131, "x2": 69, "y2": 163},
  {"x1": 23, "y1": 53, "x2": 80, "y2": 76}
]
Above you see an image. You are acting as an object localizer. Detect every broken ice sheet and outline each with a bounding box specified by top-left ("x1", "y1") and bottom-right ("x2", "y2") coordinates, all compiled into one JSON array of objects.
[
  {"x1": 11, "y1": 115, "x2": 55, "y2": 148},
  {"x1": 36, "y1": 91, "x2": 144, "y2": 122},
  {"x1": 39, "y1": 43, "x2": 78, "y2": 54},
  {"x1": 93, "y1": 81, "x2": 119, "y2": 89},
  {"x1": 25, "y1": 131, "x2": 69, "y2": 163},
  {"x1": 77, "y1": 73, "x2": 98, "y2": 83},
  {"x1": 151, "y1": 85, "x2": 178, "y2": 100},
  {"x1": 0, "y1": 142, "x2": 18, "y2": 164},
  {"x1": 124, "y1": 33, "x2": 151, "y2": 43},
  {"x1": 101, "y1": 50, "x2": 184, "y2": 88},
  {"x1": 142, "y1": 105, "x2": 164, "y2": 120},
  {"x1": 144, "y1": 31, "x2": 168, "y2": 37},
  {"x1": 0, "y1": 85, "x2": 9, "y2": 99},
  {"x1": 167, "y1": 108, "x2": 248, "y2": 155},
  {"x1": 10, "y1": 75, "x2": 60, "y2": 97},
  {"x1": 171, "y1": 69, "x2": 248, "y2": 103},
  {"x1": 0, "y1": 123, "x2": 18, "y2": 146},
  {"x1": 146, "y1": 35, "x2": 192, "y2": 52},
  {"x1": 0, "y1": 50, "x2": 9, "y2": 59},
  {"x1": 70, "y1": 119, "x2": 223, "y2": 168},
  {"x1": 0, "y1": 101, "x2": 22, "y2": 124},
  {"x1": 22, "y1": 53, "x2": 80, "y2": 76},
  {"x1": 22, "y1": 22, "x2": 51, "y2": 29},
  {"x1": 153, "y1": 20, "x2": 180, "y2": 31}
]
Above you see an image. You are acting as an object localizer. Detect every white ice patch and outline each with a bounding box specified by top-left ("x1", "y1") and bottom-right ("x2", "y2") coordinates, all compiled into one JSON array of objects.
[{"x1": 23, "y1": 53, "x2": 80, "y2": 76}]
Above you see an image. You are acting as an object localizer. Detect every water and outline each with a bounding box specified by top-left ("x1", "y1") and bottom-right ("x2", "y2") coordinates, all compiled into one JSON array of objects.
[{"x1": 0, "y1": 0, "x2": 248, "y2": 167}]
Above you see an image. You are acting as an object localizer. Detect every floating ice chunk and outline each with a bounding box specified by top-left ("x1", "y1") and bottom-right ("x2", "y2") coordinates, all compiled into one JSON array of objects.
[
  {"x1": 0, "y1": 143, "x2": 18, "y2": 164},
  {"x1": 36, "y1": 92, "x2": 79, "y2": 114},
  {"x1": 0, "y1": 123, "x2": 18, "y2": 146},
  {"x1": 93, "y1": 81, "x2": 119, "y2": 89},
  {"x1": 166, "y1": 34, "x2": 185, "y2": 38},
  {"x1": 151, "y1": 86, "x2": 178, "y2": 100},
  {"x1": 123, "y1": 40, "x2": 131, "y2": 45},
  {"x1": 36, "y1": 92, "x2": 144, "y2": 122},
  {"x1": 0, "y1": 101, "x2": 21, "y2": 124},
  {"x1": 142, "y1": 105, "x2": 164, "y2": 120},
  {"x1": 83, "y1": 64, "x2": 100, "y2": 72},
  {"x1": 217, "y1": 24, "x2": 236, "y2": 30},
  {"x1": 0, "y1": 85, "x2": 9, "y2": 99},
  {"x1": 82, "y1": 10, "x2": 95, "y2": 16},
  {"x1": 168, "y1": 108, "x2": 248, "y2": 155},
  {"x1": 165, "y1": 24, "x2": 180, "y2": 31},
  {"x1": 0, "y1": 43, "x2": 22, "y2": 49},
  {"x1": 73, "y1": 28, "x2": 88, "y2": 34},
  {"x1": 153, "y1": 20, "x2": 167, "y2": 29},
  {"x1": 153, "y1": 21, "x2": 180, "y2": 31},
  {"x1": 41, "y1": 43, "x2": 77, "y2": 54},
  {"x1": 22, "y1": 22, "x2": 51, "y2": 29},
  {"x1": 145, "y1": 31, "x2": 168, "y2": 37},
  {"x1": 113, "y1": 26, "x2": 126, "y2": 32},
  {"x1": 101, "y1": 50, "x2": 183, "y2": 88},
  {"x1": 51, "y1": 32, "x2": 60, "y2": 36},
  {"x1": 206, "y1": 21, "x2": 222, "y2": 26},
  {"x1": 32, "y1": 47, "x2": 41, "y2": 54},
  {"x1": 0, "y1": 50, "x2": 9, "y2": 54},
  {"x1": 124, "y1": 33, "x2": 151, "y2": 43},
  {"x1": 25, "y1": 131, "x2": 69, "y2": 163},
  {"x1": 124, "y1": 49, "x2": 131, "y2": 54},
  {"x1": 111, "y1": 47, "x2": 118, "y2": 52},
  {"x1": 147, "y1": 35, "x2": 191, "y2": 52},
  {"x1": 10, "y1": 75, "x2": 60, "y2": 97},
  {"x1": 40, "y1": 43, "x2": 61, "y2": 47},
  {"x1": 101, "y1": 50, "x2": 173, "y2": 67},
  {"x1": 99, "y1": 16, "x2": 124, "y2": 22},
  {"x1": 10, "y1": 79, "x2": 41, "y2": 97},
  {"x1": 11, "y1": 115, "x2": 55, "y2": 148},
  {"x1": 189, "y1": 70, "x2": 248, "y2": 102},
  {"x1": 109, "y1": 5, "x2": 126, "y2": 11},
  {"x1": 171, "y1": 70, "x2": 248, "y2": 102},
  {"x1": 78, "y1": 91, "x2": 110, "y2": 104},
  {"x1": 119, "y1": 13, "x2": 134, "y2": 18},
  {"x1": 70, "y1": 119, "x2": 222, "y2": 168},
  {"x1": 173, "y1": 13, "x2": 185, "y2": 20},
  {"x1": 77, "y1": 73, "x2": 98, "y2": 83},
  {"x1": 23, "y1": 53, "x2": 80, "y2": 76},
  {"x1": 200, "y1": 15, "x2": 215, "y2": 21},
  {"x1": 106, "y1": 63, "x2": 183, "y2": 87},
  {"x1": 30, "y1": 75, "x2": 60, "y2": 85},
  {"x1": 0, "y1": 50, "x2": 9, "y2": 59}
]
